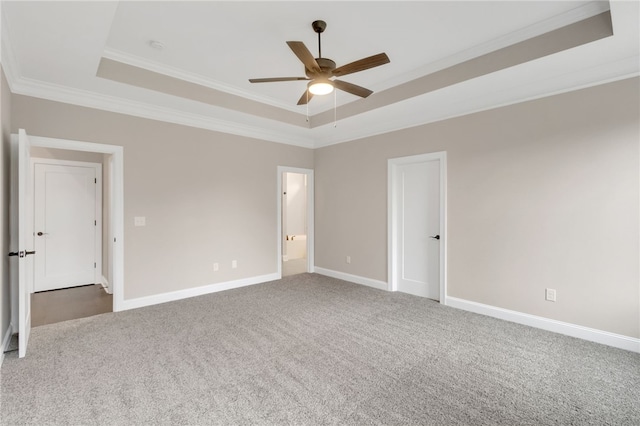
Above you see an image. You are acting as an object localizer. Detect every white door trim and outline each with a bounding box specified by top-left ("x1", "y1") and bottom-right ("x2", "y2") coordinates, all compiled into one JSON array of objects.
[
  {"x1": 276, "y1": 166, "x2": 314, "y2": 278},
  {"x1": 26, "y1": 135, "x2": 124, "y2": 312},
  {"x1": 388, "y1": 152, "x2": 447, "y2": 302},
  {"x1": 31, "y1": 158, "x2": 103, "y2": 291}
]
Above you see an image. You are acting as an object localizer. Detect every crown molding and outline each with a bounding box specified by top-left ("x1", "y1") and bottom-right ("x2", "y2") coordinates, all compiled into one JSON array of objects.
[
  {"x1": 2, "y1": 0, "x2": 634, "y2": 150},
  {"x1": 6, "y1": 54, "x2": 638, "y2": 151},
  {"x1": 10, "y1": 76, "x2": 315, "y2": 148},
  {"x1": 102, "y1": 47, "x2": 302, "y2": 114}
]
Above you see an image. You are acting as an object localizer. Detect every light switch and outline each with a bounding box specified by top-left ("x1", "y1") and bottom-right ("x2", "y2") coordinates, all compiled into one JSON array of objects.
[{"x1": 134, "y1": 216, "x2": 146, "y2": 227}]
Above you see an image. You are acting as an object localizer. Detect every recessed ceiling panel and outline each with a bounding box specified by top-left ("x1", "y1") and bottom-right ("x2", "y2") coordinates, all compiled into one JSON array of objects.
[{"x1": 104, "y1": 1, "x2": 594, "y2": 110}]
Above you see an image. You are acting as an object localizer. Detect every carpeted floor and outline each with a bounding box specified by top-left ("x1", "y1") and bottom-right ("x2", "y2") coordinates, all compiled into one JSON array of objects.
[{"x1": 1, "y1": 273, "x2": 639, "y2": 425}]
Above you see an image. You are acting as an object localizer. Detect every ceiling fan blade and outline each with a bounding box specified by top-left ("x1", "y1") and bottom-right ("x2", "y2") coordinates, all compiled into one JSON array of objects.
[
  {"x1": 333, "y1": 80, "x2": 373, "y2": 98},
  {"x1": 287, "y1": 41, "x2": 321, "y2": 74},
  {"x1": 249, "y1": 77, "x2": 308, "y2": 83},
  {"x1": 297, "y1": 90, "x2": 314, "y2": 105},
  {"x1": 332, "y1": 53, "x2": 390, "y2": 77}
]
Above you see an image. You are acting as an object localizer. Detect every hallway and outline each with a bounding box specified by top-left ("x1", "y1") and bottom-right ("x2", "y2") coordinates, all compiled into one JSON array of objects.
[{"x1": 31, "y1": 284, "x2": 112, "y2": 327}]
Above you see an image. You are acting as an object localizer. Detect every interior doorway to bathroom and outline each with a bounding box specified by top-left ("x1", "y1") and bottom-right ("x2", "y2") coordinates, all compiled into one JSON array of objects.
[{"x1": 277, "y1": 167, "x2": 314, "y2": 277}]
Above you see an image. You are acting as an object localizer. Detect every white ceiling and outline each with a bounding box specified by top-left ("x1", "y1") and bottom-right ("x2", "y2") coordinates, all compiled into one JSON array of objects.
[{"x1": 1, "y1": 1, "x2": 638, "y2": 148}]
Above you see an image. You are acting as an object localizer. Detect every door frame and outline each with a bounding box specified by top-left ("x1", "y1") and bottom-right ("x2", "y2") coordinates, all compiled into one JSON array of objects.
[
  {"x1": 276, "y1": 166, "x2": 314, "y2": 278},
  {"x1": 388, "y1": 152, "x2": 447, "y2": 302},
  {"x1": 31, "y1": 158, "x2": 103, "y2": 292},
  {"x1": 11, "y1": 133, "x2": 124, "y2": 332}
]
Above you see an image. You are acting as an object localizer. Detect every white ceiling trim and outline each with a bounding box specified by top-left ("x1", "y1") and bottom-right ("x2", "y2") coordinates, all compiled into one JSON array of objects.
[
  {"x1": 102, "y1": 47, "x2": 302, "y2": 114},
  {"x1": 9, "y1": 75, "x2": 316, "y2": 148},
  {"x1": 1, "y1": 1, "x2": 636, "y2": 150},
  {"x1": 5, "y1": 44, "x2": 638, "y2": 150}
]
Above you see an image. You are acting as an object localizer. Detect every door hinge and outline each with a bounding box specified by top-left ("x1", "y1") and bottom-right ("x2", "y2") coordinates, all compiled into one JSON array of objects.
[
  {"x1": 95, "y1": 178, "x2": 97, "y2": 184},
  {"x1": 94, "y1": 262, "x2": 96, "y2": 268},
  {"x1": 94, "y1": 220, "x2": 97, "y2": 226}
]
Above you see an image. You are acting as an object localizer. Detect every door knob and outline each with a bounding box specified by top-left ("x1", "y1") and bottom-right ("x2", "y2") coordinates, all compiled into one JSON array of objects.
[
  {"x1": 37, "y1": 232, "x2": 48, "y2": 236},
  {"x1": 430, "y1": 235, "x2": 440, "y2": 240}
]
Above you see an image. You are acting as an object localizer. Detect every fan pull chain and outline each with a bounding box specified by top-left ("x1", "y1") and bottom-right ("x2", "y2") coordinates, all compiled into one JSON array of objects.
[{"x1": 334, "y1": 89, "x2": 337, "y2": 128}]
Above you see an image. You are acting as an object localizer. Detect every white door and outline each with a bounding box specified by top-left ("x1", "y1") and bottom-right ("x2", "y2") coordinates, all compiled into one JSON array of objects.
[
  {"x1": 34, "y1": 163, "x2": 98, "y2": 292},
  {"x1": 16, "y1": 129, "x2": 34, "y2": 358},
  {"x1": 389, "y1": 153, "x2": 445, "y2": 301}
]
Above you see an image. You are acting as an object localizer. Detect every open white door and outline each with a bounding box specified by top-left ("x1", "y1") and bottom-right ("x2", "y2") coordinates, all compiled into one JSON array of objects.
[{"x1": 16, "y1": 129, "x2": 34, "y2": 358}]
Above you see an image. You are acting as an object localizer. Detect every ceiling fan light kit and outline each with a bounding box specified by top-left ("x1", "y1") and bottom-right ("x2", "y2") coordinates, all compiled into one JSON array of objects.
[
  {"x1": 308, "y1": 78, "x2": 334, "y2": 95},
  {"x1": 249, "y1": 20, "x2": 390, "y2": 105}
]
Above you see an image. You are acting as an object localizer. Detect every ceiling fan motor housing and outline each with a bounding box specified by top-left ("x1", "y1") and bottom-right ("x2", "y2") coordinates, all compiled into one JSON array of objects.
[{"x1": 305, "y1": 58, "x2": 336, "y2": 78}]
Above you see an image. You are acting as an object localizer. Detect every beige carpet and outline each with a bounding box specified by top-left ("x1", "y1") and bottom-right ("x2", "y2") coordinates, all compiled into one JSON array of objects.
[{"x1": 1, "y1": 273, "x2": 639, "y2": 425}]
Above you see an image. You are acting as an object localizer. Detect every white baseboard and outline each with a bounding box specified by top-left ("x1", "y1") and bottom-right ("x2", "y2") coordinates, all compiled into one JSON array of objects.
[
  {"x1": 310, "y1": 268, "x2": 639, "y2": 353},
  {"x1": 445, "y1": 296, "x2": 640, "y2": 353},
  {"x1": 100, "y1": 275, "x2": 112, "y2": 294},
  {"x1": 0, "y1": 323, "x2": 14, "y2": 368},
  {"x1": 119, "y1": 273, "x2": 279, "y2": 311},
  {"x1": 314, "y1": 267, "x2": 388, "y2": 291}
]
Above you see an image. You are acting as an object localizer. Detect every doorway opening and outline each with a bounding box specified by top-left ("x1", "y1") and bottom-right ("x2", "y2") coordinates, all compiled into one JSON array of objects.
[
  {"x1": 10, "y1": 130, "x2": 124, "y2": 357},
  {"x1": 31, "y1": 284, "x2": 112, "y2": 327},
  {"x1": 277, "y1": 167, "x2": 314, "y2": 278},
  {"x1": 30, "y1": 154, "x2": 111, "y2": 326},
  {"x1": 32, "y1": 158, "x2": 102, "y2": 291}
]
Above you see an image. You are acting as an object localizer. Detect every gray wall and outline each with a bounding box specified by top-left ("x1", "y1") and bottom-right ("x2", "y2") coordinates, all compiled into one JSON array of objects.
[
  {"x1": 3, "y1": 75, "x2": 638, "y2": 342},
  {"x1": 1, "y1": 68, "x2": 12, "y2": 342},
  {"x1": 12, "y1": 96, "x2": 314, "y2": 300},
  {"x1": 315, "y1": 77, "x2": 639, "y2": 338}
]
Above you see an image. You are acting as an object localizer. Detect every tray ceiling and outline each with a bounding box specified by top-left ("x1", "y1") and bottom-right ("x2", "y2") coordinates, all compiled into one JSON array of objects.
[{"x1": 1, "y1": 1, "x2": 638, "y2": 148}]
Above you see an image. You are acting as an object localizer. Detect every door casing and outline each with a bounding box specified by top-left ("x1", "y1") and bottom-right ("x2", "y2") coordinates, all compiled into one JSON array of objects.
[
  {"x1": 388, "y1": 152, "x2": 447, "y2": 302},
  {"x1": 11, "y1": 132, "x2": 124, "y2": 338}
]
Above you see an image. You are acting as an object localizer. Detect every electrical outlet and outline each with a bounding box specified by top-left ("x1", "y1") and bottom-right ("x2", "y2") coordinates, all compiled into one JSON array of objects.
[
  {"x1": 346, "y1": 256, "x2": 351, "y2": 264},
  {"x1": 545, "y1": 288, "x2": 557, "y2": 302},
  {"x1": 232, "y1": 260, "x2": 237, "y2": 269},
  {"x1": 213, "y1": 263, "x2": 219, "y2": 272},
  {"x1": 134, "y1": 216, "x2": 146, "y2": 227}
]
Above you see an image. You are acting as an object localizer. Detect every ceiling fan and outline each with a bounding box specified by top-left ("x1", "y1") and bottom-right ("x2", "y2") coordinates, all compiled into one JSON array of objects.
[{"x1": 249, "y1": 20, "x2": 390, "y2": 105}]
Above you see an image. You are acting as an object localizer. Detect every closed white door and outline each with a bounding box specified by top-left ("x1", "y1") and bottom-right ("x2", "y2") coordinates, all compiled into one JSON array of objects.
[
  {"x1": 34, "y1": 163, "x2": 98, "y2": 292},
  {"x1": 390, "y1": 154, "x2": 443, "y2": 300}
]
